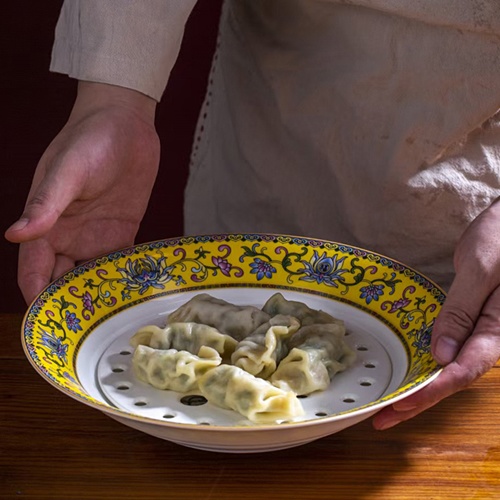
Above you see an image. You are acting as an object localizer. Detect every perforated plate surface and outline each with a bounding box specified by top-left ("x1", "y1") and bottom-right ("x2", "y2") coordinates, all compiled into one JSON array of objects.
[{"x1": 95, "y1": 313, "x2": 396, "y2": 426}]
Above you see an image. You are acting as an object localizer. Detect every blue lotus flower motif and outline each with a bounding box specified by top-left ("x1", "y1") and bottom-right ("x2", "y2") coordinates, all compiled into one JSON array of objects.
[
  {"x1": 117, "y1": 255, "x2": 174, "y2": 294},
  {"x1": 410, "y1": 320, "x2": 433, "y2": 356},
  {"x1": 65, "y1": 310, "x2": 82, "y2": 333},
  {"x1": 300, "y1": 251, "x2": 348, "y2": 287},
  {"x1": 360, "y1": 284, "x2": 384, "y2": 304},
  {"x1": 250, "y1": 258, "x2": 276, "y2": 280},
  {"x1": 38, "y1": 329, "x2": 68, "y2": 363}
]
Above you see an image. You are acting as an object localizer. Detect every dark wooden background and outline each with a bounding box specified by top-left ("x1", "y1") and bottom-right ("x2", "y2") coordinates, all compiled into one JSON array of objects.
[{"x1": 1, "y1": 1, "x2": 222, "y2": 313}]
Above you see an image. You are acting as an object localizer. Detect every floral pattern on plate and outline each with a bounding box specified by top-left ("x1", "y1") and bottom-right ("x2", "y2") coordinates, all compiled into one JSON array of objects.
[{"x1": 22, "y1": 234, "x2": 444, "y2": 408}]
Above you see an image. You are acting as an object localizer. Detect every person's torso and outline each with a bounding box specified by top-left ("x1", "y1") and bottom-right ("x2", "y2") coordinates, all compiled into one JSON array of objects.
[{"x1": 185, "y1": 0, "x2": 500, "y2": 289}]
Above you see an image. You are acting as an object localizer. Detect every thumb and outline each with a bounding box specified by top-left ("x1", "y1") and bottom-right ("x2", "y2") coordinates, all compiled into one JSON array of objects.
[
  {"x1": 5, "y1": 168, "x2": 81, "y2": 243},
  {"x1": 431, "y1": 271, "x2": 487, "y2": 365}
]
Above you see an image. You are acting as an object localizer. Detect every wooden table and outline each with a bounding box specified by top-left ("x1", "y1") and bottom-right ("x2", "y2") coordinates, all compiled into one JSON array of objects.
[{"x1": 1, "y1": 313, "x2": 499, "y2": 499}]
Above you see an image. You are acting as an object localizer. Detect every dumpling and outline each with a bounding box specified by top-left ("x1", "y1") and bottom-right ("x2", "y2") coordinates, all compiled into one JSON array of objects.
[
  {"x1": 198, "y1": 364, "x2": 304, "y2": 424},
  {"x1": 129, "y1": 322, "x2": 237, "y2": 362},
  {"x1": 270, "y1": 323, "x2": 356, "y2": 395},
  {"x1": 132, "y1": 345, "x2": 221, "y2": 392},
  {"x1": 262, "y1": 293, "x2": 343, "y2": 326},
  {"x1": 231, "y1": 315, "x2": 300, "y2": 379},
  {"x1": 167, "y1": 293, "x2": 271, "y2": 341},
  {"x1": 271, "y1": 347, "x2": 331, "y2": 394}
]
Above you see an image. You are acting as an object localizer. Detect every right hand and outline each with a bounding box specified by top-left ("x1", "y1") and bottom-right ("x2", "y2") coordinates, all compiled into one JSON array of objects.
[{"x1": 5, "y1": 81, "x2": 161, "y2": 304}]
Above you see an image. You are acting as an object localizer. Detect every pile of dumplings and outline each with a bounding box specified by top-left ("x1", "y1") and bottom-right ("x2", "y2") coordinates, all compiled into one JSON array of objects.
[{"x1": 130, "y1": 293, "x2": 356, "y2": 424}]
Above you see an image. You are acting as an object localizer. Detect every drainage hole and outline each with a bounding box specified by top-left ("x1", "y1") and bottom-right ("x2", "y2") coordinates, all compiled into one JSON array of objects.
[
  {"x1": 119, "y1": 350, "x2": 132, "y2": 356},
  {"x1": 198, "y1": 422, "x2": 211, "y2": 426},
  {"x1": 112, "y1": 367, "x2": 125, "y2": 373},
  {"x1": 180, "y1": 395, "x2": 208, "y2": 406},
  {"x1": 297, "y1": 394, "x2": 308, "y2": 399},
  {"x1": 134, "y1": 401, "x2": 148, "y2": 407},
  {"x1": 343, "y1": 397, "x2": 357, "y2": 404},
  {"x1": 359, "y1": 380, "x2": 373, "y2": 387},
  {"x1": 364, "y1": 362, "x2": 376, "y2": 369},
  {"x1": 162, "y1": 414, "x2": 176, "y2": 419},
  {"x1": 356, "y1": 345, "x2": 369, "y2": 352},
  {"x1": 315, "y1": 412, "x2": 328, "y2": 417},
  {"x1": 116, "y1": 384, "x2": 130, "y2": 391}
]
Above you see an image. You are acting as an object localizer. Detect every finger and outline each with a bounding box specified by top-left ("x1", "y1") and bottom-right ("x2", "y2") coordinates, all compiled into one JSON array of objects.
[
  {"x1": 5, "y1": 165, "x2": 82, "y2": 244},
  {"x1": 373, "y1": 360, "x2": 488, "y2": 430},
  {"x1": 431, "y1": 270, "x2": 492, "y2": 365},
  {"x1": 52, "y1": 254, "x2": 76, "y2": 281},
  {"x1": 373, "y1": 287, "x2": 500, "y2": 430},
  {"x1": 372, "y1": 405, "x2": 424, "y2": 431},
  {"x1": 18, "y1": 239, "x2": 56, "y2": 305},
  {"x1": 373, "y1": 364, "x2": 469, "y2": 430}
]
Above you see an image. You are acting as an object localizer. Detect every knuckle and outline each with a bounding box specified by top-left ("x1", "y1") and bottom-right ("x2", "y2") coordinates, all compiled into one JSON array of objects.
[
  {"x1": 27, "y1": 191, "x2": 51, "y2": 209},
  {"x1": 448, "y1": 350, "x2": 498, "y2": 391},
  {"x1": 445, "y1": 363, "x2": 478, "y2": 391},
  {"x1": 436, "y1": 304, "x2": 475, "y2": 334},
  {"x1": 456, "y1": 368, "x2": 478, "y2": 389}
]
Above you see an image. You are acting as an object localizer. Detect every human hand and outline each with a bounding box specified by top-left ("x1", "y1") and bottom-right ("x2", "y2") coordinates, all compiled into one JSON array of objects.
[
  {"x1": 373, "y1": 199, "x2": 500, "y2": 430},
  {"x1": 5, "y1": 82, "x2": 160, "y2": 304}
]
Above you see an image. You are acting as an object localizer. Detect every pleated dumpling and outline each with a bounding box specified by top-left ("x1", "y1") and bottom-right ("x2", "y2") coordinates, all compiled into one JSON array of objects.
[
  {"x1": 198, "y1": 364, "x2": 304, "y2": 424},
  {"x1": 167, "y1": 293, "x2": 271, "y2": 341},
  {"x1": 271, "y1": 323, "x2": 356, "y2": 395},
  {"x1": 130, "y1": 322, "x2": 237, "y2": 362},
  {"x1": 231, "y1": 314, "x2": 300, "y2": 379},
  {"x1": 262, "y1": 293, "x2": 343, "y2": 327},
  {"x1": 132, "y1": 345, "x2": 221, "y2": 392}
]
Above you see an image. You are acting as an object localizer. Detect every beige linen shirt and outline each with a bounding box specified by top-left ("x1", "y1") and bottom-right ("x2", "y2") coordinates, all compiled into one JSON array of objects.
[{"x1": 51, "y1": 0, "x2": 500, "y2": 289}]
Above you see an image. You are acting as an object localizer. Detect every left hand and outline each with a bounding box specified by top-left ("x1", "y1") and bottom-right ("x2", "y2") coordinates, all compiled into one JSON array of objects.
[
  {"x1": 4, "y1": 82, "x2": 160, "y2": 304},
  {"x1": 373, "y1": 198, "x2": 500, "y2": 430}
]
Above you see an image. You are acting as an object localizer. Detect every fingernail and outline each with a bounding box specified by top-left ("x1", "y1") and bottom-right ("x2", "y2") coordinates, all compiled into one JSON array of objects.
[
  {"x1": 435, "y1": 336, "x2": 460, "y2": 364},
  {"x1": 393, "y1": 401, "x2": 417, "y2": 412},
  {"x1": 375, "y1": 420, "x2": 399, "y2": 431},
  {"x1": 8, "y1": 218, "x2": 29, "y2": 232}
]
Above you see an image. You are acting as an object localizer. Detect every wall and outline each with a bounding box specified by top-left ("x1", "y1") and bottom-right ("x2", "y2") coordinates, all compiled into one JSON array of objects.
[{"x1": 1, "y1": 1, "x2": 222, "y2": 312}]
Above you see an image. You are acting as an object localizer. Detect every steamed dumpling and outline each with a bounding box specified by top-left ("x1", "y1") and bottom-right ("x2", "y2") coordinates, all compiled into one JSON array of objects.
[
  {"x1": 231, "y1": 315, "x2": 300, "y2": 378},
  {"x1": 271, "y1": 323, "x2": 356, "y2": 395},
  {"x1": 130, "y1": 322, "x2": 237, "y2": 362},
  {"x1": 167, "y1": 293, "x2": 271, "y2": 341},
  {"x1": 198, "y1": 364, "x2": 304, "y2": 424},
  {"x1": 262, "y1": 293, "x2": 343, "y2": 326},
  {"x1": 132, "y1": 345, "x2": 221, "y2": 392}
]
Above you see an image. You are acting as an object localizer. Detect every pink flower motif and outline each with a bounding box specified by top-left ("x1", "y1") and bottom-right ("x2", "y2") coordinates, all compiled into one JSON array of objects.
[
  {"x1": 389, "y1": 297, "x2": 411, "y2": 313},
  {"x1": 82, "y1": 291, "x2": 95, "y2": 315},
  {"x1": 212, "y1": 256, "x2": 232, "y2": 276}
]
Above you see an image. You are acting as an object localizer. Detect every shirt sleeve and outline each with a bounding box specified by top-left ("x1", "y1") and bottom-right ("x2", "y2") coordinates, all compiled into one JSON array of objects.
[{"x1": 50, "y1": 0, "x2": 198, "y2": 101}]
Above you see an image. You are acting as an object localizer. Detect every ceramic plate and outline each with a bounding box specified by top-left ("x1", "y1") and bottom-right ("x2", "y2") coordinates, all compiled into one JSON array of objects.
[{"x1": 22, "y1": 234, "x2": 444, "y2": 452}]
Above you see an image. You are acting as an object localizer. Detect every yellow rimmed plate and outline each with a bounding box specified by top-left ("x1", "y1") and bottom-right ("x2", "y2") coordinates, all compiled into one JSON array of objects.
[{"x1": 22, "y1": 234, "x2": 444, "y2": 453}]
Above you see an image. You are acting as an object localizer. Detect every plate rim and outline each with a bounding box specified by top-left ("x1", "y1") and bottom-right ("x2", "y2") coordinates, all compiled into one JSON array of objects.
[{"x1": 21, "y1": 233, "x2": 445, "y2": 431}]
